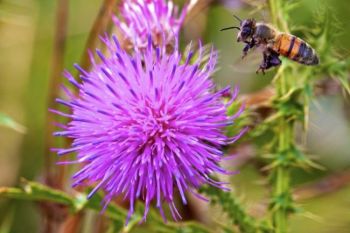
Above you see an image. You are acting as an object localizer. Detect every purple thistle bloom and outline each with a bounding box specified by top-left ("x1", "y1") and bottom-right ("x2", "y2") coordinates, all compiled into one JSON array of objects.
[
  {"x1": 113, "y1": 0, "x2": 187, "y2": 50},
  {"x1": 53, "y1": 35, "x2": 244, "y2": 223}
]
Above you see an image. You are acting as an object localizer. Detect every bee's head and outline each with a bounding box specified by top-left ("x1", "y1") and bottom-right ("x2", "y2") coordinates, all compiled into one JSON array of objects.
[
  {"x1": 237, "y1": 19, "x2": 256, "y2": 42},
  {"x1": 220, "y1": 15, "x2": 256, "y2": 43}
]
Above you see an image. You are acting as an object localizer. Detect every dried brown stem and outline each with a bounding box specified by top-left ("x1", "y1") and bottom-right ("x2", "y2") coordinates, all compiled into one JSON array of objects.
[
  {"x1": 43, "y1": 0, "x2": 69, "y2": 232},
  {"x1": 44, "y1": 0, "x2": 69, "y2": 190},
  {"x1": 76, "y1": 0, "x2": 118, "y2": 77}
]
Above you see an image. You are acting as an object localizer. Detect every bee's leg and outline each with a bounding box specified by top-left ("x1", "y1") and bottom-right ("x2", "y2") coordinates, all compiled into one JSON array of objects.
[
  {"x1": 256, "y1": 65, "x2": 266, "y2": 75},
  {"x1": 257, "y1": 51, "x2": 281, "y2": 74},
  {"x1": 242, "y1": 38, "x2": 256, "y2": 59},
  {"x1": 256, "y1": 52, "x2": 268, "y2": 74},
  {"x1": 242, "y1": 43, "x2": 251, "y2": 59},
  {"x1": 250, "y1": 38, "x2": 257, "y2": 48}
]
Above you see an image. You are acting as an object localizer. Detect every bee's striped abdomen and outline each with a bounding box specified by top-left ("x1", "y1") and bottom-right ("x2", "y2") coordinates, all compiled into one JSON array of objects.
[{"x1": 272, "y1": 33, "x2": 319, "y2": 65}]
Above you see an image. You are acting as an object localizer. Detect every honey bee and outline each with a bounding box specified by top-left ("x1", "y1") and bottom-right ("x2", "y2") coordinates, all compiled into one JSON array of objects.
[{"x1": 221, "y1": 15, "x2": 319, "y2": 74}]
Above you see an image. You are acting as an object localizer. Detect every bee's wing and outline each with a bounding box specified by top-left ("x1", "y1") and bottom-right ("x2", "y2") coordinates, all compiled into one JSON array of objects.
[{"x1": 230, "y1": 48, "x2": 264, "y2": 73}]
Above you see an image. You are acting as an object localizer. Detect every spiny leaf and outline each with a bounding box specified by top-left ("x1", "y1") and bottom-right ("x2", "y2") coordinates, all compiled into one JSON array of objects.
[
  {"x1": 0, "y1": 179, "x2": 73, "y2": 206},
  {"x1": 200, "y1": 185, "x2": 271, "y2": 233}
]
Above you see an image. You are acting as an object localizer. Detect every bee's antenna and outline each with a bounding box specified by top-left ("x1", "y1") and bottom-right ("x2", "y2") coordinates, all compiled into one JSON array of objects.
[
  {"x1": 233, "y1": 14, "x2": 242, "y2": 23},
  {"x1": 220, "y1": 26, "x2": 240, "y2": 31}
]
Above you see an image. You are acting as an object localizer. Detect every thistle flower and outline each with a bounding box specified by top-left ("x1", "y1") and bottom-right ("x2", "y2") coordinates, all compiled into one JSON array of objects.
[
  {"x1": 113, "y1": 0, "x2": 187, "y2": 50},
  {"x1": 53, "y1": 35, "x2": 244, "y2": 223}
]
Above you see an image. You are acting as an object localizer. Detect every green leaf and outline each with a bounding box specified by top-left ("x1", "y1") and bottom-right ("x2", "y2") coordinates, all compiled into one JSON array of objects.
[{"x1": 0, "y1": 113, "x2": 26, "y2": 133}]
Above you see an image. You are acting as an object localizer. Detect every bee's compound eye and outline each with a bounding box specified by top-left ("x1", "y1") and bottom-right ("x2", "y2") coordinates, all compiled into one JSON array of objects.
[{"x1": 242, "y1": 28, "x2": 251, "y2": 35}]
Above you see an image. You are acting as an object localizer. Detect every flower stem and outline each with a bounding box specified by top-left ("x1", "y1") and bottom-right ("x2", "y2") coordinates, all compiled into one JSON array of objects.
[
  {"x1": 271, "y1": 70, "x2": 295, "y2": 233},
  {"x1": 268, "y1": 0, "x2": 294, "y2": 232}
]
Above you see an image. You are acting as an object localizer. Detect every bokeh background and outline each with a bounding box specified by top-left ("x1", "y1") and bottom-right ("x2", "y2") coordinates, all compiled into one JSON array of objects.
[{"x1": 1, "y1": 0, "x2": 350, "y2": 232}]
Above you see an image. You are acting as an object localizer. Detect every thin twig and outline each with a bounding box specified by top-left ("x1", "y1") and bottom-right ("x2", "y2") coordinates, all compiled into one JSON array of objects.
[
  {"x1": 76, "y1": 0, "x2": 118, "y2": 77},
  {"x1": 294, "y1": 169, "x2": 350, "y2": 201}
]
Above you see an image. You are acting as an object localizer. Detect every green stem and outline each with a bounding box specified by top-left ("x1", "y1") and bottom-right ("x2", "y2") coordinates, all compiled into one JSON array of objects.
[
  {"x1": 268, "y1": 0, "x2": 294, "y2": 232},
  {"x1": 274, "y1": 114, "x2": 294, "y2": 233},
  {"x1": 268, "y1": 0, "x2": 289, "y2": 32},
  {"x1": 0, "y1": 180, "x2": 211, "y2": 233}
]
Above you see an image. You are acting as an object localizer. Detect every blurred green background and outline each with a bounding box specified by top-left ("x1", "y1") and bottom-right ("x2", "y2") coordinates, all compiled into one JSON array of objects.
[{"x1": 1, "y1": 0, "x2": 350, "y2": 232}]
